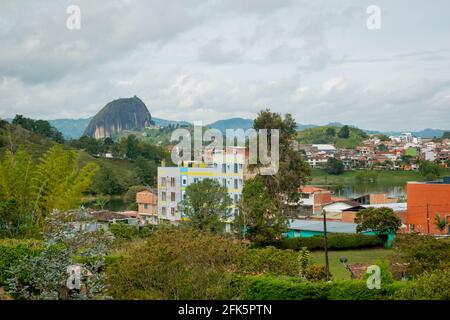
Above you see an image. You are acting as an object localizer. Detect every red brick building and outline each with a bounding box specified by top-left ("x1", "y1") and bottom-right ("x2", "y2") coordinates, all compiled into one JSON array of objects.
[{"x1": 407, "y1": 178, "x2": 450, "y2": 235}]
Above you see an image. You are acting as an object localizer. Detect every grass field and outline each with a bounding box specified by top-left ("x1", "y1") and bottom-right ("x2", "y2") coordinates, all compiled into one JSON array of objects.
[{"x1": 311, "y1": 248, "x2": 392, "y2": 280}]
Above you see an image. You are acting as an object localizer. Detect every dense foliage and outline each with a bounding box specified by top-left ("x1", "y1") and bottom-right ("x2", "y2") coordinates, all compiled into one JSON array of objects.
[
  {"x1": 5, "y1": 210, "x2": 113, "y2": 300},
  {"x1": 297, "y1": 125, "x2": 368, "y2": 149},
  {"x1": 0, "y1": 145, "x2": 98, "y2": 237},
  {"x1": 107, "y1": 229, "x2": 244, "y2": 299},
  {"x1": 106, "y1": 229, "x2": 330, "y2": 299},
  {"x1": 394, "y1": 268, "x2": 450, "y2": 300},
  {"x1": 390, "y1": 234, "x2": 450, "y2": 277},
  {"x1": 325, "y1": 157, "x2": 345, "y2": 175},
  {"x1": 232, "y1": 275, "x2": 406, "y2": 300},
  {"x1": 12, "y1": 115, "x2": 64, "y2": 143},
  {"x1": 235, "y1": 177, "x2": 286, "y2": 243},
  {"x1": 355, "y1": 207, "x2": 401, "y2": 235},
  {"x1": 0, "y1": 239, "x2": 43, "y2": 286},
  {"x1": 270, "y1": 234, "x2": 385, "y2": 251},
  {"x1": 183, "y1": 179, "x2": 232, "y2": 233}
]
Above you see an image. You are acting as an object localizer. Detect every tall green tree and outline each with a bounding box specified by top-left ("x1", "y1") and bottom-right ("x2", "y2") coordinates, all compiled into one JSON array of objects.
[
  {"x1": 12, "y1": 115, "x2": 64, "y2": 143},
  {"x1": 183, "y1": 179, "x2": 232, "y2": 233},
  {"x1": 325, "y1": 127, "x2": 335, "y2": 137},
  {"x1": 419, "y1": 160, "x2": 441, "y2": 180},
  {"x1": 338, "y1": 125, "x2": 350, "y2": 139},
  {"x1": 235, "y1": 177, "x2": 286, "y2": 243},
  {"x1": 91, "y1": 167, "x2": 124, "y2": 195},
  {"x1": 135, "y1": 156, "x2": 157, "y2": 186},
  {"x1": 355, "y1": 207, "x2": 401, "y2": 235},
  {"x1": 325, "y1": 157, "x2": 345, "y2": 175},
  {"x1": 0, "y1": 146, "x2": 98, "y2": 236},
  {"x1": 252, "y1": 109, "x2": 310, "y2": 212}
]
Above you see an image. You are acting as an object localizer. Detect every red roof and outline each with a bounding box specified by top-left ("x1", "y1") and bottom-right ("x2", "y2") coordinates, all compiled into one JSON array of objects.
[{"x1": 299, "y1": 186, "x2": 330, "y2": 193}]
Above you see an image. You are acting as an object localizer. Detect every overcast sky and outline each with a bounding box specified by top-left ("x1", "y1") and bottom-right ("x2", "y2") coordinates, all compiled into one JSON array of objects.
[{"x1": 1, "y1": 0, "x2": 449, "y2": 131}]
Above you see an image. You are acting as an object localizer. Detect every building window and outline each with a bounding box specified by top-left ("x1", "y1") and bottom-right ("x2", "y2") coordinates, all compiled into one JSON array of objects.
[
  {"x1": 182, "y1": 176, "x2": 187, "y2": 186},
  {"x1": 171, "y1": 192, "x2": 176, "y2": 202},
  {"x1": 223, "y1": 178, "x2": 227, "y2": 187},
  {"x1": 301, "y1": 193, "x2": 309, "y2": 199},
  {"x1": 234, "y1": 179, "x2": 238, "y2": 189},
  {"x1": 161, "y1": 207, "x2": 166, "y2": 215},
  {"x1": 234, "y1": 163, "x2": 238, "y2": 173},
  {"x1": 194, "y1": 178, "x2": 199, "y2": 183},
  {"x1": 239, "y1": 163, "x2": 243, "y2": 169},
  {"x1": 144, "y1": 204, "x2": 148, "y2": 209},
  {"x1": 161, "y1": 177, "x2": 167, "y2": 187},
  {"x1": 222, "y1": 163, "x2": 226, "y2": 173},
  {"x1": 161, "y1": 192, "x2": 166, "y2": 201},
  {"x1": 171, "y1": 207, "x2": 175, "y2": 216},
  {"x1": 234, "y1": 194, "x2": 239, "y2": 204},
  {"x1": 170, "y1": 177, "x2": 176, "y2": 187}
]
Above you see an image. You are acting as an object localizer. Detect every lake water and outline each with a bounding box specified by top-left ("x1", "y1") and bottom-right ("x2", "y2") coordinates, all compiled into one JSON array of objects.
[{"x1": 314, "y1": 184, "x2": 407, "y2": 200}]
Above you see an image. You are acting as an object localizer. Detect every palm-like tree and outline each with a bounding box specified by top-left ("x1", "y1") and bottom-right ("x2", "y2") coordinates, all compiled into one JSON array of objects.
[{"x1": 434, "y1": 214, "x2": 448, "y2": 232}]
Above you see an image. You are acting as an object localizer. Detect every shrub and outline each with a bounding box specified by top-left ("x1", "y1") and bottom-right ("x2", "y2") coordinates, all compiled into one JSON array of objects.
[
  {"x1": 271, "y1": 234, "x2": 384, "y2": 251},
  {"x1": 232, "y1": 275, "x2": 407, "y2": 300},
  {"x1": 109, "y1": 223, "x2": 138, "y2": 240},
  {"x1": 304, "y1": 265, "x2": 329, "y2": 281},
  {"x1": 239, "y1": 246, "x2": 299, "y2": 276},
  {"x1": 0, "y1": 239, "x2": 43, "y2": 286},
  {"x1": 390, "y1": 234, "x2": 450, "y2": 276},
  {"x1": 106, "y1": 229, "x2": 245, "y2": 300},
  {"x1": 394, "y1": 268, "x2": 450, "y2": 300}
]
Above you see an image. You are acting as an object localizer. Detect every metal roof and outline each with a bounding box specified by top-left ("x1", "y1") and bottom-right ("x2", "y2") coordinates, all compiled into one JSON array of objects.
[
  {"x1": 361, "y1": 203, "x2": 407, "y2": 212},
  {"x1": 288, "y1": 219, "x2": 357, "y2": 234}
]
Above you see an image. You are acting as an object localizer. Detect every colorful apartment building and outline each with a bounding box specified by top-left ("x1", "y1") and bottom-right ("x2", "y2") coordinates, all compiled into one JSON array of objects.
[
  {"x1": 157, "y1": 147, "x2": 245, "y2": 230},
  {"x1": 136, "y1": 189, "x2": 158, "y2": 225},
  {"x1": 407, "y1": 177, "x2": 450, "y2": 235}
]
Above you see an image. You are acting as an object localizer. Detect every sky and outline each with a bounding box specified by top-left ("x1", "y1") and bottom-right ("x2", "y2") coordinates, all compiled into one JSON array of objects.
[{"x1": 0, "y1": 0, "x2": 449, "y2": 131}]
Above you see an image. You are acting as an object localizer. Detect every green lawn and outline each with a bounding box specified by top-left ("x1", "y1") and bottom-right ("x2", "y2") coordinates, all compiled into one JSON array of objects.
[{"x1": 311, "y1": 248, "x2": 392, "y2": 281}]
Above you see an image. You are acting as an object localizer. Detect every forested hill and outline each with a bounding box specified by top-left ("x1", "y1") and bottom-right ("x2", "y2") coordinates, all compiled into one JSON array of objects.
[{"x1": 296, "y1": 125, "x2": 368, "y2": 149}]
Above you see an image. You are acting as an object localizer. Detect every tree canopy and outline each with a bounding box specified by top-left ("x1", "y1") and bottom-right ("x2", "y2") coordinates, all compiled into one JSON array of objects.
[
  {"x1": 182, "y1": 179, "x2": 232, "y2": 233},
  {"x1": 355, "y1": 207, "x2": 401, "y2": 235}
]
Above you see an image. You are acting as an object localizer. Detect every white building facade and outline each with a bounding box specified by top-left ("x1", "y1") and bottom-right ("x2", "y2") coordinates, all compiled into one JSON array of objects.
[{"x1": 157, "y1": 147, "x2": 245, "y2": 230}]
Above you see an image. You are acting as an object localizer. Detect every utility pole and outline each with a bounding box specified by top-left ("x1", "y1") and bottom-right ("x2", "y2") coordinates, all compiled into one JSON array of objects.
[
  {"x1": 323, "y1": 209, "x2": 330, "y2": 281},
  {"x1": 426, "y1": 203, "x2": 430, "y2": 234}
]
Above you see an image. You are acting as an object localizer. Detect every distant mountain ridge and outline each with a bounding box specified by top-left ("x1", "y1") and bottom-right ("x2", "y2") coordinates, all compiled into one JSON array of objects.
[{"x1": 3, "y1": 116, "x2": 448, "y2": 140}]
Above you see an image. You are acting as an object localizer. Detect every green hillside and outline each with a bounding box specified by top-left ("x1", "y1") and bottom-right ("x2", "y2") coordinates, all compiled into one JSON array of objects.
[
  {"x1": 0, "y1": 121, "x2": 141, "y2": 194},
  {"x1": 297, "y1": 125, "x2": 368, "y2": 149}
]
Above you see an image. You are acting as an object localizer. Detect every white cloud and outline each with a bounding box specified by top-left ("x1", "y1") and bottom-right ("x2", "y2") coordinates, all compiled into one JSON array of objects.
[{"x1": 0, "y1": 0, "x2": 449, "y2": 131}]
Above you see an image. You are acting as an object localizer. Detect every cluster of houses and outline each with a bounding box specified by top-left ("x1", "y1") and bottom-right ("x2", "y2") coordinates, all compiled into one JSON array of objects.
[
  {"x1": 82, "y1": 142, "x2": 450, "y2": 239},
  {"x1": 297, "y1": 133, "x2": 450, "y2": 170}
]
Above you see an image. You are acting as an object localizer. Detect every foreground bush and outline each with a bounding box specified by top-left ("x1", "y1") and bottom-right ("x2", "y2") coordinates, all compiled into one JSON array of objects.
[
  {"x1": 107, "y1": 228, "x2": 245, "y2": 299},
  {"x1": 0, "y1": 239, "x2": 43, "y2": 286},
  {"x1": 390, "y1": 234, "x2": 450, "y2": 277},
  {"x1": 106, "y1": 229, "x2": 332, "y2": 299},
  {"x1": 5, "y1": 210, "x2": 112, "y2": 300},
  {"x1": 232, "y1": 275, "x2": 407, "y2": 300},
  {"x1": 269, "y1": 234, "x2": 384, "y2": 251},
  {"x1": 394, "y1": 268, "x2": 450, "y2": 300}
]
